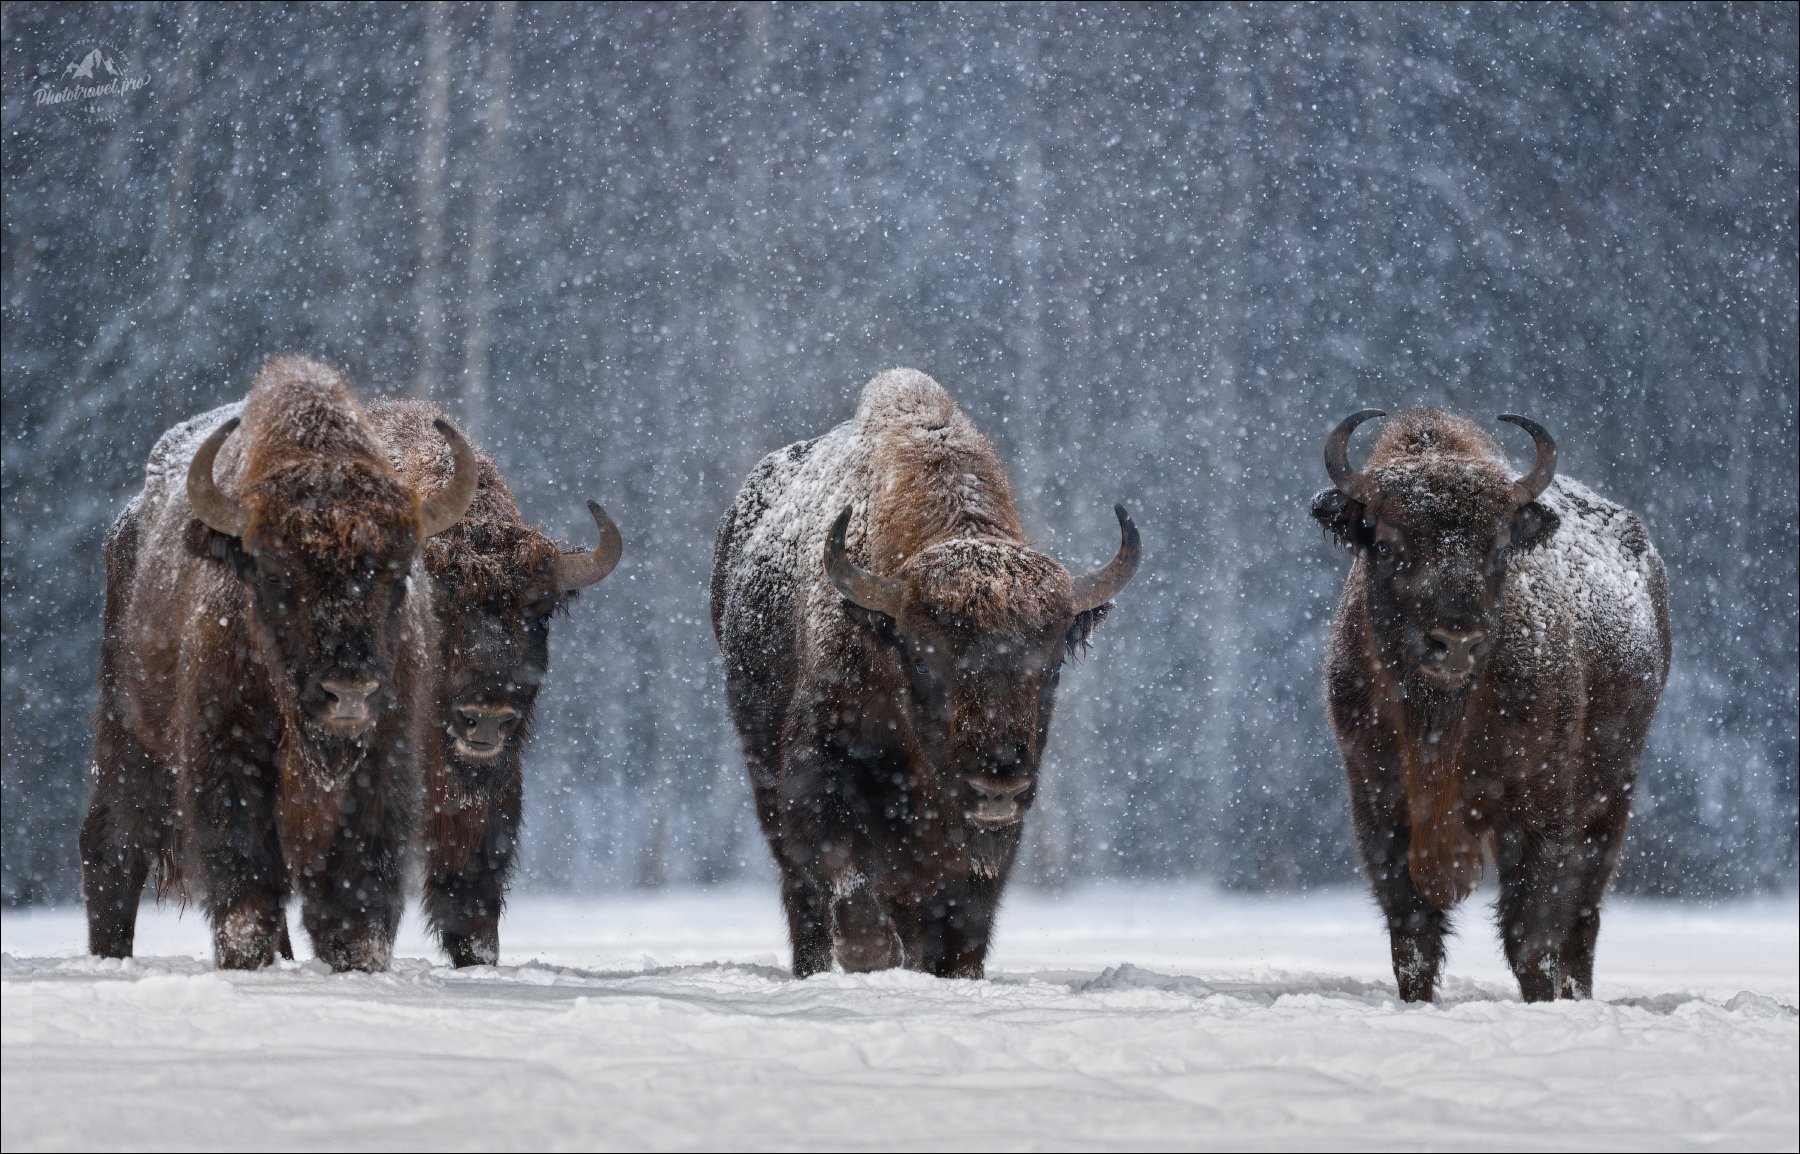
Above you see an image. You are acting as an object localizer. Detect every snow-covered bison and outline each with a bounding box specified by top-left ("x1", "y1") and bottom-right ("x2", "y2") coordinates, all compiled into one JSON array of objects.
[
  {"x1": 1312, "y1": 408, "x2": 1670, "y2": 1002},
  {"x1": 712, "y1": 369, "x2": 1140, "y2": 978},
  {"x1": 370, "y1": 400, "x2": 621, "y2": 967},
  {"x1": 81, "y1": 356, "x2": 476, "y2": 971}
]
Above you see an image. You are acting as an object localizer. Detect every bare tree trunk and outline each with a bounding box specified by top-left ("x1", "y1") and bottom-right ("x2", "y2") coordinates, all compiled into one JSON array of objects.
[
  {"x1": 730, "y1": 4, "x2": 773, "y2": 416},
  {"x1": 460, "y1": 1, "x2": 513, "y2": 433},
  {"x1": 1193, "y1": 7, "x2": 1256, "y2": 880},
  {"x1": 1007, "y1": 22, "x2": 1073, "y2": 888},
  {"x1": 414, "y1": 0, "x2": 452, "y2": 398}
]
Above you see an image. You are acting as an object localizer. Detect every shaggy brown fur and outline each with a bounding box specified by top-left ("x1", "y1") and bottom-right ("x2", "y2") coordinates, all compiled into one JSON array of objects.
[
  {"x1": 370, "y1": 400, "x2": 609, "y2": 967},
  {"x1": 1313, "y1": 408, "x2": 1670, "y2": 1002},
  {"x1": 712, "y1": 369, "x2": 1135, "y2": 978},
  {"x1": 81, "y1": 356, "x2": 449, "y2": 972}
]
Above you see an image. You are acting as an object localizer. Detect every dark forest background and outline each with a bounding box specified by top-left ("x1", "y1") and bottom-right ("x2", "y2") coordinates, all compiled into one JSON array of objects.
[{"x1": 3, "y1": 2, "x2": 1795, "y2": 904}]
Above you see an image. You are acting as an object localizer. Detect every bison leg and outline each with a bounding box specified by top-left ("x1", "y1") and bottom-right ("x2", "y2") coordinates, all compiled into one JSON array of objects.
[
  {"x1": 84, "y1": 524, "x2": 171, "y2": 959},
  {"x1": 755, "y1": 781, "x2": 836, "y2": 976},
  {"x1": 1353, "y1": 799, "x2": 1447, "y2": 1000},
  {"x1": 1333, "y1": 671, "x2": 1450, "y2": 1002},
  {"x1": 81, "y1": 718, "x2": 169, "y2": 958},
  {"x1": 289, "y1": 757, "x2": 408, "y2": 973},
  {"x1": 80, "y1": 795, "x2": 151, "y2": 959},
  {"x1": 780, "y1": 867, "x2": 833, "y2": 977},
  {"x1": 299, "y1": 886, "x2": 402, "y2": 973},
  {"x1": 917, "y1": 876, "x2": 1002, "y2": 980},
  {"x1": 423, "y1": 840, "x2": 514, "y2": 968},
  {"x1": 424, "y1": 871, "x2": 504, "y2": 967},
  {"x1": 830, "y1": 877, "x2": 903, "y2": 973},
  {"x1": 193, "y1": 825, "x2": 286, "y2": 970},
  {"x1": 183, "y1": 731, "x2": 288, "y2": 970},
  {"x1": 1366, "y1": 823, "x2": 1453, "y2": 1003},
  {"x1": 295, "y1": 831, "x2": 406, "y2": 974},
  {"x1": 1494, "y1": 825, "x2": 1582, "y2": 1003},
  {"x1": 1558, "y1": 813, "x2": 1630, "y2": 999}
]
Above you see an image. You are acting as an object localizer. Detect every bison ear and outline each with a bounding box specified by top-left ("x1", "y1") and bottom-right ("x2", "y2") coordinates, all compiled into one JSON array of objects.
[
  {"x1": 1510, "y1": 501, "x2": 1560, "y2": 552},
  {"x1": 843, "y1": 602, "x2": 901, "y2": 647},
  {"x1": 1066, "y1": 603, "x2": 1112, "y2": 658},
  {"x1": 1311, "y1": 489, "x2": 1370, "y2": 550},
  {"x1": 184, "y1": 518, "x2": 250, "y2": 572}
]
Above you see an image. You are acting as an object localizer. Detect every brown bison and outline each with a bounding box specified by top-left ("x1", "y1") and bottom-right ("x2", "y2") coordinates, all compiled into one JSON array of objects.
[
  {"x1": 711, "y1": 369, "x2": 1140, "y2": 978},
  {"x1": 1312, "y1": 408, "x2": 1670, "y2": 1002},
  {"x1": 81, "y1": 356, "x2": 476, "y2": 971},
  {"x1": 369, "y1": 401, "x2": 621, "y2": 967}
]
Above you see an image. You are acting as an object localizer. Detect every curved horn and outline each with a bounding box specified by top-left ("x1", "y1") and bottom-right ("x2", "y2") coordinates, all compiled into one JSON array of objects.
[
  {"x1": 419, "y1": 418, "x2": 479, "y2": 538},
  {"x1": 825, "y1": 506, "x2": 902, "y2": 617},
  {"x1": 186, "y1": 416, "x2": 248, "y2": 537},
  {"x1": 1071, "y1": 504, "x2": 1142, "y2": 614},
  {"x1": 1497, "y1": 414, "x2": 1557, "y2": 507},
  {"x1": 1324, "y1": 409, "x2": 1386, "y2": 505},
  {"x1": 553, "y1": 500, "x2": 623, "y2": 592}
]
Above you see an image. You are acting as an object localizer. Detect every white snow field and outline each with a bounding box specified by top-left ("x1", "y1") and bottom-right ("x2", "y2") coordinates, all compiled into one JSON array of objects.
[{"x1": 4, "y1": 885, "x2": 1795, "y2": 1153}]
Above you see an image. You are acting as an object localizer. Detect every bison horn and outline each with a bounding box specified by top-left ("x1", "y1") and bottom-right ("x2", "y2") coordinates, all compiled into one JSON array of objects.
[
  {"x1": 186, "y1": 416, "x2": 249, "y2": 537},
  {"x1": 1324, "y1": 409, "x2": 1386, "y2": 506},
  {"x1": 825, "y1": 506, "x2": 903, "y2": 618},
  {"x1": 1498, "y1": 413, "x2": 1557, "y2": 507},
  {"x1": 419, "y1": 418, "x2": 479, "y2": 538},
  {"x1": 553, "y1": 500, "x2": 623, "y2": 592},
  {"x1": 1071, "y1": 505, "x2": 1142, "y2": 614}
]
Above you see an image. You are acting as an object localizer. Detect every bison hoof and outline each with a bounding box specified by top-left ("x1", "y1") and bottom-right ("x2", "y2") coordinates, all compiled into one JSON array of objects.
[
  {"x1": 834, "y1": 931, "x2": 904, "y2": 973},
  {"x1": 445, "y1": 936, "x2": 499, "y2": 968},
  {"x1": 1514, "y1": 951, "x2": 1561, "y2": 1003},
  {"x1": 213, "y1": 909, "x2": 279, "y2": 970},
  {"x1": 314, "y1": 938, "x2": 394, "y2": 974},
  {"x1": 214, "y1": 941, "x2": 277, "y2": 970}
]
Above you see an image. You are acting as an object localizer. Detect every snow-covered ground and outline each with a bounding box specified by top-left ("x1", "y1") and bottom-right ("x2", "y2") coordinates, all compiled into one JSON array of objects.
[{"x1": 4, "y1": 884, "x2": 1795, "y2": 1153}]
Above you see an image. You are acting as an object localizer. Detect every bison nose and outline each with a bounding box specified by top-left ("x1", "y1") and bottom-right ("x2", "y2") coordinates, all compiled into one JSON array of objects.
[
  {"x1": 964, "y1": 776, "x2": 1032, "y2": 829},
  {"x1": 454, "y1": 704, "x2": 520, "y2": 753},
  {"x1": 1426, "y1": 627, "x2": 1487, "y2": 671},
  {"x1": 319, "y1": 678, "x2": 380, "y2": 725}
]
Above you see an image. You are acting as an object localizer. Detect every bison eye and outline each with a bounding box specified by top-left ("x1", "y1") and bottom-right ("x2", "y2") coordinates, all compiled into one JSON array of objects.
[
  {"x1": 1375, "y1": 541, "x2": 1393, "y2": 558},
  {"x1": 913, "y1": 660, "x2": 930, "y2": 678}
]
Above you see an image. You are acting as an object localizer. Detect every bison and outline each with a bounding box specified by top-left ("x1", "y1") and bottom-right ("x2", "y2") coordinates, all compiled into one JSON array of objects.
[
  {"x1": 711, "y1": 368, "x2": 1140, "y2": 978},
  {"x1": 81, "y1": 356, "x2": 476, "y2": 972},
  {"x1": 369, "y1": 400, "x2": 621, "y2": 967},
  {"x1": 1312, "y1": 408, "x2": 1670, "y2": 1002}
]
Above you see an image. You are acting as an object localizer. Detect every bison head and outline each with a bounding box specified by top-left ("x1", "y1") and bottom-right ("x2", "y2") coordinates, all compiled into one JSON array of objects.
[
  {"x1": 825, "y1": 505, "x2": 1139, "y2": 834},
  {"x1": 433, "y1": 501, "x2": 621, "y2": 785},
  {"x1": 187, "y1": 415, "x2": 476, "y2": 767},
  {"x1": 1312, "y1": 409, "x2": 1559, "y2": 703}
]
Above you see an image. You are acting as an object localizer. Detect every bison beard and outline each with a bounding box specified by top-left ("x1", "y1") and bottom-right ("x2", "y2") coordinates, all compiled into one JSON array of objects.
[
  {"x1": 80, "y1": 356, "x2": 475, "y2": 972},
  {"x1": 369, "y1": 400, "x2": 620, "y2": 967},
  {"x1": 712, "y1": 369, "x2": 1138, "y2": 979},
  {"x1": 1315, "y1": 408, "x2": 1670, "y2": 1003},
  {"x1": 1394, "y1": 687, "x2": 1484, "y2": 910}
]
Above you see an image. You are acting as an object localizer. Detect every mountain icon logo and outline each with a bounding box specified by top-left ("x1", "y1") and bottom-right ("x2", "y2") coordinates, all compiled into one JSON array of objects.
[
  {"x1": 64, "y1": 48, "x2": 119, "y2": 81},
  {"x1": 35, "y1": 38, "x2": 148, "y2": 127}
]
